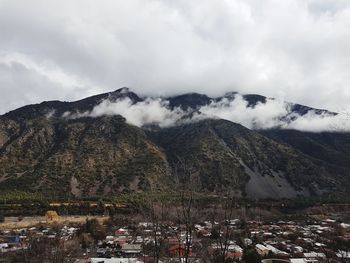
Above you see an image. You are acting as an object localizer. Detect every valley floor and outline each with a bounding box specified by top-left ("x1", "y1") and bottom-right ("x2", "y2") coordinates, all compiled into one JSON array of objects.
[{"x1": 0, "y1": 208, "x2": 349, "y2": 262}]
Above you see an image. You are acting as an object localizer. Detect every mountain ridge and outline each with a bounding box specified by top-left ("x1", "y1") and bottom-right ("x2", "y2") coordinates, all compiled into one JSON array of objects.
[
  {"x1": 2, "y1": 87, "x2": 335, "y2": 122},
  {"x1": 0, "y1": 88, "x2": 349, "y2": 200}
]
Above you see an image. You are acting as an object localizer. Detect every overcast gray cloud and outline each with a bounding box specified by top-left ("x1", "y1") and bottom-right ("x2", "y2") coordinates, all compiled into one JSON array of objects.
[{"x1": 1, "y1": 0, "x2": 350, "y2": 114}]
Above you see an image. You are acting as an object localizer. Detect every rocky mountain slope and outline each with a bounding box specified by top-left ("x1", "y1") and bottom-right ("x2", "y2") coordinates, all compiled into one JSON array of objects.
[
  {"x1": 0, "y1": 115, "x2": 169, "y2": 197},
  {"x1": 151, "y1": 119, "x2": 342, "y2": 199},
  {"x1": 0, "y1": 88, "x2": 349, "y2": 199}
]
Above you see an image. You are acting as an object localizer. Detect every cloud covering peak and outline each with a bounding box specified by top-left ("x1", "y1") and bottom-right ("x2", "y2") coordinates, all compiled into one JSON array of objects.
[{"x1": 63, "y1": 93, "x2": 350, "y2": 132}]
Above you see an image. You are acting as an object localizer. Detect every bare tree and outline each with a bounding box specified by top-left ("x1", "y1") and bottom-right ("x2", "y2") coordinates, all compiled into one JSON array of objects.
[
  {"x1": 140, "y1": 192, "x2": 168, "y2": 263},
  {"x1": 172, "y1": 156, "x2": 200, "y2": 263},
  {"x1": 213, "y1": 175, "x2": 241, "y2": 263}
]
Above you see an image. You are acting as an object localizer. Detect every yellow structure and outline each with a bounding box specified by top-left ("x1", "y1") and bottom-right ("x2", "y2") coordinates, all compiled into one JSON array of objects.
[{"x1": 46, "y1": 210, "x2": 58, "y2": 220}]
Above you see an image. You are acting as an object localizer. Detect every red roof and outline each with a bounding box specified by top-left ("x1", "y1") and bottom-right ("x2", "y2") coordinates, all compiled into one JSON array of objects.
[
  {"x1": 168, "y1": 244, "x2": 192, "y2": 256},
  {"x1": 226, "y1": 251, "x2": 242, "y2": 258}
]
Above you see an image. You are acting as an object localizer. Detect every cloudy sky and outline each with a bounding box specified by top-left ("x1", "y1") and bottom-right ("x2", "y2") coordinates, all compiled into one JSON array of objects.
[{"x1": 1, "y1": 0, "x2": 350, "y2": 114}]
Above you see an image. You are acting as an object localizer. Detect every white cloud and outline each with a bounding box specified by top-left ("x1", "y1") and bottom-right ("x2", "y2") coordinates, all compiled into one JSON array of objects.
[
  {"x1": 90, "y1": 98, "x2": 185, "y2": 128},
  {"x1": 199, "y1": 96, "x2": 290, "y2": 129},
  {"x1": 66, "y1": 97, "x2": 187, "y2": 128},
  {"x1": 286, "y1": 111, "x2": 350, "y2": 132},
  {"x1": 1, "y1": 0, "x2": 350, "y2": 115},
  {"x1": 64, "y1": 94, "x2": 350, "y2": 132}
]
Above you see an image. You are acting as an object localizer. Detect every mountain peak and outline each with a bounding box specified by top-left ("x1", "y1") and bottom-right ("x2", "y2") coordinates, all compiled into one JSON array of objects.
[
  {"x1": 113, "y1": 87, "x2": 130, "y2": 94},
  {"x1": 167, "y1": 92, "x2": 211, "y2": 110}
]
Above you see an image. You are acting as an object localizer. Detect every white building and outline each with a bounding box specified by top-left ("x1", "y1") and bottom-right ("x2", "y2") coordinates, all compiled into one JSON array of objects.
[{"x1": 255, "y1": 244, "x2": 269, "y2": 256}]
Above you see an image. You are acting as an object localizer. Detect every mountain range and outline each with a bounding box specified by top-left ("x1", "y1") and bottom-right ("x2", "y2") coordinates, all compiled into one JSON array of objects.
[{"x1": 0, "y1": 88, "x2": 349, "y2": 200}]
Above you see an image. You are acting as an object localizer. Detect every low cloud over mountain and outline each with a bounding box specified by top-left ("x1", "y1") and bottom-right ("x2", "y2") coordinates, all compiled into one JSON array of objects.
[{"x1": 63, "y1": 90, "x2": 350, "y2": 132}]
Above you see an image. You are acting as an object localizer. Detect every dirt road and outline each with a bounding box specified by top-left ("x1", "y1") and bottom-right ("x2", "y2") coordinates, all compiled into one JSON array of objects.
[{"x1": 0, "y1": 215, "x2": 108, "y2": 230}]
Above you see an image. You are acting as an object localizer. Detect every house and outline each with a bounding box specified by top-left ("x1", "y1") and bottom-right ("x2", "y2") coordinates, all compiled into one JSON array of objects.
[
  {"x1": 114, "y1": 236, "x2": 127, "y2": 245},
  {"x1": 121, "y1": 244, "x2": 142, "y2": 258},
  {"x1": 0, "y1": 243, "x2": 9, "y2": 252},
  {"x1": 290, "y1": 258, "x2": 318, "y2": 263},
  {"x1": 227, "y1": 219, "x2": 240, "y2": 226},
  {"x1": 303, "y1": 252, "x2": 326, "y2": 259},
  {"x1": 226, "y1": 251, "x2": 243, "y2": 260},
  {"x1": 336, "y1": 250, "x2": 350, "y2": 259},
  {"x1": 256, "y1": 244, "x2": 269, "y2": 256},
  {"x1": 343, "y1": 230, "x2": 350, "y2": 240},
  {"x1": 90, "y1": 258, "x2": 143, "y2": 263},
  {"x1": 290, "y1": 258, "x2": 307, "y2": 263},
  {"x1": 196, "y1": 228, "x2": 210, "y2": 237},
  {"x1": 115, "y1": 228, "x2": 129, "y2": 236},
  {"x1": 209, "y1": 243, "x2": 243, "y2": 260},
  {"x1": 340, "y1": 222, "x2": 350, "y2": 229},
  {"x1": 134, "y1": 236, "x2": 143, "y2": 244},
  {"x1": 166, "y1": 237, "x2": 180, "y2": 247},
  {"x1": 106, "y1": 236, "x2": 114, "y2": 241},
  {"x1": 227, "y1": 244, "x2": 243, "y2": 260},
  {"x1": 168, "y1": 244, "x2": 192, "y2": 257},
  {"x1": 139, "y1": 222, "x2": 153, "y2": 228},
  {"x1": 243, "y1": 238, "x2": 253, "y2": 247},
  {"x1": 292, "y1": 245, "x2": 303, "y2": 253},
  {"x1": 265, "y1": 244, "x2": 289, "y2": 257},
  {"x1": 263, "y1": 232, "x2": 275, "y2": 238}
]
